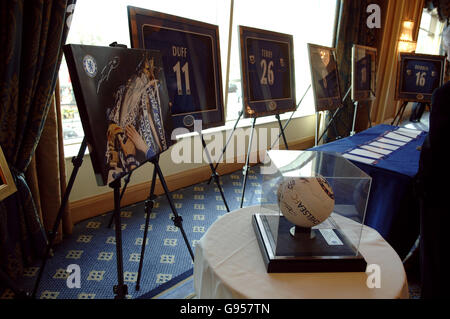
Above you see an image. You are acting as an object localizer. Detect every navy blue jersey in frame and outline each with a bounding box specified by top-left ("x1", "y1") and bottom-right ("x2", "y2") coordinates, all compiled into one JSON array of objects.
[
  {"x1": 351, "y1": 45, "x2": 377, "y2": 102},
  {"x1": 246, "y1": 38, "x2": 291, "y2": 101},
  {"x1": 239, "y1": 26, "x2": 296, "y2": 118},
  {"x1": 128, "y1": 7, "x2": 225, "y2": 131},
  {"x1": 318, "y1": 71, "x2": 339, "y2": 99},
  {"x1": 355, "y1": 56, "x2": 372, "y2": 92},
  {"x1": 395, "y1": 53, "x2": 445, "y2": 103},
  {"x1": 307, "y1": 43, "x2": 342, "y2": 112},
  {"x1": 402, "y1": 59, "x2": 440, "y2": 94}
]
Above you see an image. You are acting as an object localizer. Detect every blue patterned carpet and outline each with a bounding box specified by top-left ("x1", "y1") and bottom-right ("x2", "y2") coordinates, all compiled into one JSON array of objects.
[
  {"x1": 0, "y1": 167, "x2": 264, "y2": 299},
  {"x1": 0, "y1": 158, "x2": 423, "y2": 299}
]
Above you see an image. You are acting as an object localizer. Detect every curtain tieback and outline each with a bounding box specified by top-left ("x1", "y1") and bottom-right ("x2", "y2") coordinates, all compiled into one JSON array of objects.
[{"x1": 9, "y1": 165, "x2": 25, "y2": 186}]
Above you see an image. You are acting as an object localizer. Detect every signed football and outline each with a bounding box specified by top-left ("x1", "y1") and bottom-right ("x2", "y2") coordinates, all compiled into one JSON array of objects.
[{"x1": 277, "y1": 176, "x2": 335, "y2": 228}]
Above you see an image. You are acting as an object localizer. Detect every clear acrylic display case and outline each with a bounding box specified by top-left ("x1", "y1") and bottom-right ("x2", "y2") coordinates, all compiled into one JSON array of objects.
[{"x1": 252, "y1": 150, "x2": 372, "y2": 273}]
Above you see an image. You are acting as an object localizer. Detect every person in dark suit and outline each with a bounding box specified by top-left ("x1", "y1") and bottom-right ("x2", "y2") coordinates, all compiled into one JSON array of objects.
[{"x1": 417, "y1": 25, "x2": 450, "y2": 299}]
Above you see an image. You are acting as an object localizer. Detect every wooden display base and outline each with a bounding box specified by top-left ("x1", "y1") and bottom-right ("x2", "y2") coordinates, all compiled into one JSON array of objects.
[{"x1": 252, "y1": 213, "x2": 367, "y2": 273}]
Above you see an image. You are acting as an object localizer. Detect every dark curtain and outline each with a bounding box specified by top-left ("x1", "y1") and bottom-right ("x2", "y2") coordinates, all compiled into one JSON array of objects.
[
  {"x1": 0, "y1": 0, "x2": 75, "y2": 281},
  {"x1": 26, "y1": 80, "x2": 73, "y2": 244},
  {"x1": 325, "y1": 0, "x2": 387, "y2": 142}
]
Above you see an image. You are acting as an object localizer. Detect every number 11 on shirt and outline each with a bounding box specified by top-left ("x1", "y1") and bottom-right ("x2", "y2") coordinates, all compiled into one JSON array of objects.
[{"x1": 173, "y1": 61, "x2": 191, "y2": 95}]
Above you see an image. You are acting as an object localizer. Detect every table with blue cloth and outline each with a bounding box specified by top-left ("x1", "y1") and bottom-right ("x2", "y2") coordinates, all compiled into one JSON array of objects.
[{"x1": 311, "y1": 124, "x2": 427, "y2": 259}]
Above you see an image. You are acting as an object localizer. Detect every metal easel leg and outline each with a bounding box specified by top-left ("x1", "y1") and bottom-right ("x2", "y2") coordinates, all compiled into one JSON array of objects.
[
  {"x1": 271, "y1": 85, "x2": 311, "y2": 149},
  {"x1": 316, "y1": 86, "x2": 353, "y2": 144},
  {"x1": 135, "y1": 167, "x2": 157, "y2": 291},
  {"x1": 153, "y1": 161, "x2": 194, "y2": 261},
  {"x1": 110, "y1": 178, "x2": 128, "y2": 299},
  {"x1": 315, "y1": 112, "x2": 320, "y2": 146},
  {"x1": 350, "y1": 101, "x2": 359, "y2": 136},
  {"x1": 207, "y1": 110, "x2": 243, "y2": 185},
  {"x1": 275, "y1": 114, "x2": 289, "y2": 150},
  {"x1": 108, "y1": 171, "x2": 133, "y2": 228},
  {"x1": 201, "y1": 134, "x2": 230, "y2": 212},
  {"x1": 317, "y1": 108, "x2": 341, "y2": 145},
  {"x1": 240, "y1": 117, "x2": 257, "y2": 208},
  {"x1": 391, "y1": 101, "x2": 408, "y2": 126}
]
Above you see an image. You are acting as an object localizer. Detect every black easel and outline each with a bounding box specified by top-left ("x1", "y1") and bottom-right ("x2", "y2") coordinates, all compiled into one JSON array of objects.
[
  {"x1": 110, "y1": 177, "x2": 128, "y2": 299},
  {"x1": 315, "y1": 86, "x2": 352, "y2": 145},
  {"x1": 31, "y1": 137, "x2": 128, "y2": 299},
  {"x1": 270, "y1": 85, "x2": 311, "y2": 149},
  {"x1": 207, "y1": 110, "x2": 244, "y2": 185},
  {"x1": 213, "y1": 86, "x2": 311, "y2": 207},
  {"x1": 207, "y1": 109, "x2": 290, "y2": 186},
  {"x1": 391, "y1": 101, "x2": 409, "y2": 126},
  {"x1": 200, "y1": 133, "x2": 230, "y2": 212},
  {"x1": 212, "y1": 112, "x2": 286, "y2": 209},
  {"x1": 135, "y1": 167, "x2": 156, "y2": 291},
  {"x1": 240, "y1": 117, "x2": 257, "y2": 208},
  {"x1": 350, "y1": 87, "x2": 375, "y2": 135},
  {"x1": 107, "y1": 171, "x2": 133, "y2": 228},
  {"x1": 135, "y1": 156, "x2": 194, "y2": 291}
]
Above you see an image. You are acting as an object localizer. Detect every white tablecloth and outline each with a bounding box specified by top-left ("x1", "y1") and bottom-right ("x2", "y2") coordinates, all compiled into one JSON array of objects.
[{"x1": 193, "y1": 206, "x2": 409, "y2": 299}]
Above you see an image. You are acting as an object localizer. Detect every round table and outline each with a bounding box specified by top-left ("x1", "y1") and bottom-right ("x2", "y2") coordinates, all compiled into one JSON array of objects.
[{"x1": 193, "y1": 206, "x2": 409, "y2": 299}]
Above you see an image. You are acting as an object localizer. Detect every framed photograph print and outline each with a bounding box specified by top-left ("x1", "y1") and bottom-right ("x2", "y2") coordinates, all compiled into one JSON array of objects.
[
  {"x1": 239, "y1": 26, "x2": 296, "y2": 118},
  {"x1": 64, "y1": 44, "x2": 172, "y2": 186},
  {"x1": 307, "y1": 44, "x2": 342, "y2": 112},
  {"x1": 0, "y1": 146, "x2": 17, "y2": 202},
  {"x1": 128, "y1": 6, "x2": 225, "y2": 131},
  {"x1": 395, "y1": 53, "x2": 446, "y2": 102},
  {"x1": 351, "y1": 45, "x2": 377, "y2": 101}
]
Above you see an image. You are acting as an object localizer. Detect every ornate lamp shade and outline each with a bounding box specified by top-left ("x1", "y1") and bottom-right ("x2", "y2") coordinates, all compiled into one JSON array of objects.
[{"x1": 398, "y1": 20, "x2": 417, "y2": 53}]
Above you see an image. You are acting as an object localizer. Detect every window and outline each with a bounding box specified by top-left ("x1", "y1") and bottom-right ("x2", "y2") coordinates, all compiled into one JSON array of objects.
[
  {"x1": 416, "y1": 8, "x2": 446, "y2": 55},
  {"x1": 60, "y1": 0, "x2": 337, "y2": 150}
]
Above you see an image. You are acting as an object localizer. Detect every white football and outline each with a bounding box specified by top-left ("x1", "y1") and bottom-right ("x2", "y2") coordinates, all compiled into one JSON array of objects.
[{"x1": 277, "y1": 175, "x2": 335, "y2": 228}]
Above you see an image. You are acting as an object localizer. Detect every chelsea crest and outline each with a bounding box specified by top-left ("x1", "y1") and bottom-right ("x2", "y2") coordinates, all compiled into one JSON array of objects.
[{"x1": 83, "y1": 54, "x2": 98, "y2": 78}]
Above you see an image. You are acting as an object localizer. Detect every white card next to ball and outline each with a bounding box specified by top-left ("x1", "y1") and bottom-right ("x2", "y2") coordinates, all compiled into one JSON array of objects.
[{"x1": 319, "y1": 229, "x2": 344, "y2": 246}]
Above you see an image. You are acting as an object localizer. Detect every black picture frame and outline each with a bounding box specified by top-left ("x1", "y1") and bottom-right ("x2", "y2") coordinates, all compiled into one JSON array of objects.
[
  {"x1": 395, "y1": 52, "x2": 446, "y2": 103},
  {"x1": 351, "y1": 45, "x2": 377, "y2": 102},
  {"x1": 239, "y1": 26, "x2": 296, "y2": 118},
  {"x1": 128, "y1": 6, "x2": 225, "y2": 132},
  {"x1": 307, "y1": 43, "x2": 342, "y2": 112},
  {"x1": 64, "y1": 44, "x2": 172, "y2": 186}
]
